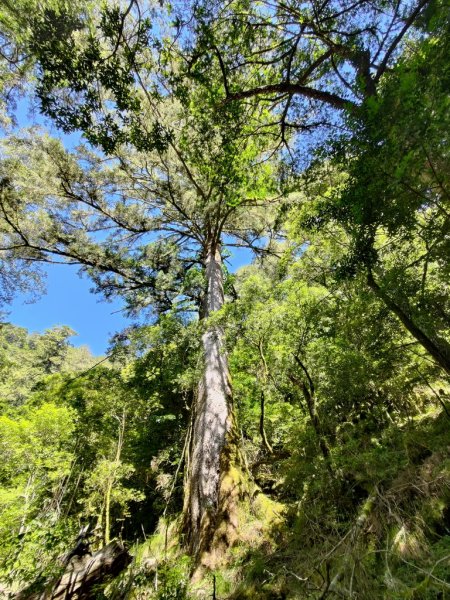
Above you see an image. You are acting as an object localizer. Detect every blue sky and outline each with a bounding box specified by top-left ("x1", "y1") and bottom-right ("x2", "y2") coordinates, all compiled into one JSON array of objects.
[
  {"x1": 8, "y1": 264, "x2": 129, "y2": 355},
  {"x1": 7, "y1": 248, "x2": 252, "y2": 355},
  {"x1": 3, "y1": 101, "x2": 253, "y2": 355}
]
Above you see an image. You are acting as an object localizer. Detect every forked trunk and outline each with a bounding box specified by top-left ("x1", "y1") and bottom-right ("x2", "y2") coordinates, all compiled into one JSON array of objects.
[{"x1": 184, "y1": 243, "x2": 242, "y2": 561}]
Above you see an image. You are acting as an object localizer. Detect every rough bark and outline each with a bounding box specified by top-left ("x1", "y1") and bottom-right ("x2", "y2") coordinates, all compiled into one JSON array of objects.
[
  {"x1": 183, "y1": 242, "x2": 242, "y2": 561},
  {"x1": 367, "y1": 271, "x2": 450, "y2": 375}
]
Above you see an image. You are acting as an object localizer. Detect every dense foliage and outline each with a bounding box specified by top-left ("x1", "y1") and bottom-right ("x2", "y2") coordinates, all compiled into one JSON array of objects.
[{"x1": 0, "y1": 0, "x2": 448, "y2": 598}]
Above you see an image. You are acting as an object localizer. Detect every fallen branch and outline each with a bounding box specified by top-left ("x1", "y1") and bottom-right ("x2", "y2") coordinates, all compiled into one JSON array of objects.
[{"x1": 16, "y1": 542, "x2": 131, "y2": 600}]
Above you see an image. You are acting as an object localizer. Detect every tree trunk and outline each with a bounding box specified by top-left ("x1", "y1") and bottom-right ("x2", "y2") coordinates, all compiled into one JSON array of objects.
[
  {"x1": 259, "y1": 389, "x2": 273, "y2": 454},
  {"x1": 290, "y1": 355, "x2": 331, "y2": 467},
  {"x1": 258, "y1": 340, "x2": 273, "y2": 454},
  {"x1": 367, "y1": 271, "x2": 450, "y2": 375},
  {"x1": 105, "y1": 412, "x2": 126, "y2": 545},
  {"x1": 183, "y1": 242, "x2": 242, "y2": 561}
]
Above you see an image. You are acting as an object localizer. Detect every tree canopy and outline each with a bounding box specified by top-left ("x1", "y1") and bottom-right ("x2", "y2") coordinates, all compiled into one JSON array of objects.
[{"x1": 0, "y1": 0, "x2": 448, "y2": 598}]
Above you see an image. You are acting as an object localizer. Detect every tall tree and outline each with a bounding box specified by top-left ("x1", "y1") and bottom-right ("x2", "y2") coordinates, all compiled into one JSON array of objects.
[{"x1": 0, "y1": 1, "x2": 280, "y2": 557}]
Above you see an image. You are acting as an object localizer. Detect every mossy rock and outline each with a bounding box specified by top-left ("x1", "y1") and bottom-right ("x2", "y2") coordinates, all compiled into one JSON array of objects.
[{"x1": 252, "y1": 492, "x2": 285, "y2": 526}]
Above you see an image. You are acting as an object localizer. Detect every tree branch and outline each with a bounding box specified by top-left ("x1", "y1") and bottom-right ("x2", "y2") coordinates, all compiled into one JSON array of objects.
[
  {"x1": 225, "y1": 82, "x2": 356, "y2": 111},
  {"x1": 374, "y1": 0, "x2": 431, "y2": 82}
]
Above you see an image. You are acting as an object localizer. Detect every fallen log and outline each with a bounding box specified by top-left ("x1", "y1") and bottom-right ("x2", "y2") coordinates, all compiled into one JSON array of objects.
[{"x1": 16, "y1": 541, "x2": 131, "y2": 600}]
